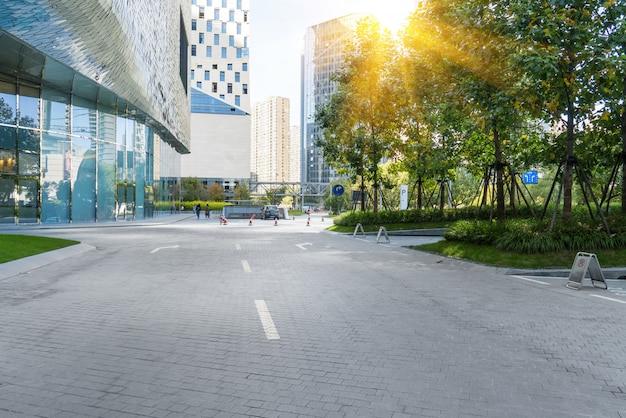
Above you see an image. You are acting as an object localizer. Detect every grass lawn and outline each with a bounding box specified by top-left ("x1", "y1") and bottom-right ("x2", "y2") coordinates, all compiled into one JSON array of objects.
[
  {"x1": 411, "y1": 240, "x2": 626, "y2": 269},
  {"x1": 0, "y1": 234, "x2": 80, "y2": 264}
]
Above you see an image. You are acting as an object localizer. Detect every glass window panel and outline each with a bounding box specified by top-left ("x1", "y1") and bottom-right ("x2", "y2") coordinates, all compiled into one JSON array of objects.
[
  {"x1": 0, "y1": 149, "x2": 16, "y2": 174},
  {"x1": 17, "y1": 179, "x2": 37, "y2": 223},
  {"x1": 41, "y1": 131, "x2": 70, "y2": 223},
  {"x1": 18, "y1": 128, "x2": 40, "y2": 152},
  {"x1": 72, "y1": 97, "x2": 97, "y2": 138},
  {"x1": 0, "y1": 125, "x2": 16, "y2": 149},
  {"x1": 18, "y1": 86, "x2": 40, "y2": 129},
  {"x1": 116, "y1": 116, "x2": 126, "y2": 146},
  {"x1": 0, "y1": 178, "x2": 15, "y2": 223},
  {"x1": 98, "y1": 109, "x2": 116, "y2": 143},
  {"x1": 97, "y1": 140, "x2": 116, "y2": 222},
  {"x1": 71, "y1": 136, "x2": 96, "y2": 222},
  {"x1": 0, "y1": 81, "x2": 17, "y2": 125},
  {"x1": 18, "y1": 151, "x2": 39, "y2": 176},
  {"x1": 42, "y1": 88, "x2": 70, "y2": 133}
]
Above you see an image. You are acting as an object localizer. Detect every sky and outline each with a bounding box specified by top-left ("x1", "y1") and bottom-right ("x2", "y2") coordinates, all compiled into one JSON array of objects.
[{"x1": 249, "y1": 0, "x2": 419, "y2": 121}]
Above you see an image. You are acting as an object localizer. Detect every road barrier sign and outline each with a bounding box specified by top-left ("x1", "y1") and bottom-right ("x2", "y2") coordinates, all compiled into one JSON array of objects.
[{"x1": 566, "y1": 252, "x2": 607, "y2": 290}]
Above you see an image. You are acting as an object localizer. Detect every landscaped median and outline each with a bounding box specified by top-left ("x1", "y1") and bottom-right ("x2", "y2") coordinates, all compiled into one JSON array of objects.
[{"x1": 0, "y1": 235, "x2": 80, "y2": 264}]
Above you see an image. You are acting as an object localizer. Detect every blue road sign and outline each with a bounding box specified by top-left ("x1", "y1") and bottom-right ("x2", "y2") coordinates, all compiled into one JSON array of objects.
[
  {"x1": 332, "y1": 184, "x2": 345, "y2": 196},
  {"x1": 523, "y1": 170, "x2": 538, "y2": 184}
]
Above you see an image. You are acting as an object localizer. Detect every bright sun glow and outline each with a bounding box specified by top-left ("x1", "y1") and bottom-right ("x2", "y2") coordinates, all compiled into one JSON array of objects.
[{"x1": 359, "y1": 2, "x2": 417, "y2": 34}]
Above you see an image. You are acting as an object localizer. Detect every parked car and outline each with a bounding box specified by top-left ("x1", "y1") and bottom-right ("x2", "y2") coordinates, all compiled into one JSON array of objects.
[{"x1": 260, "y1": 205, "x2": 280, "y2": 220}]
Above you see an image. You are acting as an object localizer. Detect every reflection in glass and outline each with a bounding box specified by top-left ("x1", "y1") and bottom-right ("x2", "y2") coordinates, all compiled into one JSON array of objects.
[
  {"x1": 72, "y1": 97, "x2": 96, "y2": 138},
  {"x1": 17, "y1": 179, "x2": 38, "y2": 223},
  {"x1": 98, "y1": 141, "x2": 116, "y2": 221},
  {"x1": 72, "y1": 136, "x2": 96, "y2": 222},
  {"x1": 0, "y1": 178, "x2": 15, "y2": 223},
  {"x1": 0, "y1": 126, "x2": 16, "y2": 151},
  {"x1": 19, "y1": 86, "x2": 40, "y2": 129},
  {"x1": 41, "y1": 132, "x2": 70, "y2": 223},
  {"x1": 0, "y1": 149, "x2": 16, "y2": 174},
  {"x1": 18, "y1": 152, "x2": 40, "y2": 176},
  {"x1": 42, "y1": 88, "x2": 69, "y2": 133},
  {"x1": 0, "y1": 87, "x2": 16, "y2": 126},
  {"x1": 18, "y1": 128, "x2": 40, "y2": 152}
]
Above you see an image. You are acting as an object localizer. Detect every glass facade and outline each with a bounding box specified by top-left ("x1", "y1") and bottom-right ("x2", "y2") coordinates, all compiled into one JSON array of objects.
[
  {"x1": 0, "y1": 0, "x2": 191, "y2": 224},
  {"x1": 0, "y1": 74, "x2": 182, "y2": 224},
  {"x1": 301, "y1": 15, "x2": 365, "y2": 188}
]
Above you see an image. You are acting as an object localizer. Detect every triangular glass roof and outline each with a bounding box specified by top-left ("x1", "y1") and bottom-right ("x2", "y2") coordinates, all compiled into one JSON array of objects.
[{"x1": 190, "y1": 87, "x2": 248, "y2": 115}]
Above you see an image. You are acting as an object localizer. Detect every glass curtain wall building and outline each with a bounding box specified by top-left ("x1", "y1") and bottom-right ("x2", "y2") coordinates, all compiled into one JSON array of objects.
[
  {"x1": 300, "y1": 14, "x2": 365, "y2": 191},
  {"x1": 0, "y1": 0, "x2": 191, "y2": 224}
]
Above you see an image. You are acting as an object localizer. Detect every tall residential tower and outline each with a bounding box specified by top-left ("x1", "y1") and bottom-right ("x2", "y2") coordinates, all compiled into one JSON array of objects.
[{"x1": 251, "y1": 97, "x2": 291, "y2": 184}]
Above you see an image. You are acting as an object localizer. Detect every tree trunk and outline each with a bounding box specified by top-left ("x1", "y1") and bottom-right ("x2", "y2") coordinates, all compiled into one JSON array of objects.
[
  {"x1": 562, "y1": 100, "x2": 576, "y2": 223},
  {"x1": 360, "y1": 176, "x2": 366, "y2": 212},
  {"x1": 417, "y1": 177, "x2": 423, "y2": 209},
  {"x1": 622, "y1": 76, "x2": 626, "y2": 215},
  {"x1": 494, "y1": 126, "x2": 506, "y2": 223}
]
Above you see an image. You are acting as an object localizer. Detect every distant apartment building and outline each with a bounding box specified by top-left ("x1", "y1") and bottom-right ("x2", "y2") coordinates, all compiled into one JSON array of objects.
[
  {"x1": 251, "y1": 97, "x2": 290, "y2": 183},
  {"x1": 182, "y1": 0, "x2": 250, "y2": 196},
  {"x1": 300, "y1": 14, "x2": 366, "y2": 190}
]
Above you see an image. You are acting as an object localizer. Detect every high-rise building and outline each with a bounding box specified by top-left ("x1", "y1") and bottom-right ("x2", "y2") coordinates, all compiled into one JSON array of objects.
[
  {"x1": 300, "y1": 14, "x2": 367, "y2": 193},
  {"x1": 251, "y1": 97, "x2": 290, "y2": 183},
  {"x1": 289, "y1": 125, "x2": 301, "y2": 183},
  {"x1": 182, "y1": 0, "x2": 250, "y2": 196},
  {"x1": 0, "y1": 0, "x2": 190, "y2": 224}
]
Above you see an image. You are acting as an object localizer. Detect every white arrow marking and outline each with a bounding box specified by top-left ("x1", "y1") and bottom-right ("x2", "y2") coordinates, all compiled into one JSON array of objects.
[
  {"x1": 296, "y1": 242, "x2": 313, "y2": 250},
  {"x1": 150, "y1": 245, "x2": 180, "y2": 254}
]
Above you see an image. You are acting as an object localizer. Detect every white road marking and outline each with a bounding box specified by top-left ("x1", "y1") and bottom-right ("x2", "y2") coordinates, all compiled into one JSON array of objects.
[
  {"x1": 511, "y1": 275, "x2": 551, "y2": 285},
  {"x1": 255, "y1": 300, "x2": 280, "y2": 340},
  {"x1": 241, "y1": 260, "x2": 251, "y2": 273},
  {"x1": 235, "y1": 244, "x2": 241, "y2": 250},
  {"x1": 296, "y1": 242, "x2": 312, "y2": 250},
  {"x1": 150, "y1": 245, "x2": 180, "y2": 254},
  {"x1": 590, "y1": 294, "x2": 626, "y2": 304}
]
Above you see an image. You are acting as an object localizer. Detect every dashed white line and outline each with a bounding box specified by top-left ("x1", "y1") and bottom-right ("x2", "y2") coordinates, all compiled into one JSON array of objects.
[
  {"x1": 590, "y1": 294, "x2": 626, "y2": 304},
  {"x1": 511, "y1": 275, "x2": 551, "y2": 285},
  {"x1": 241, "y1": 260, "x2": 251, "y2": 273},
  {"x1": 255, "y1": 300, "x2": 280, "y2": 340}
]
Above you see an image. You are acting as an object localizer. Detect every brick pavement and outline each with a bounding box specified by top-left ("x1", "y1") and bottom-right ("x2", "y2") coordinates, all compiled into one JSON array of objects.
[{"x1": 0, "y1": 215, "x2": 625, "y2": 417}]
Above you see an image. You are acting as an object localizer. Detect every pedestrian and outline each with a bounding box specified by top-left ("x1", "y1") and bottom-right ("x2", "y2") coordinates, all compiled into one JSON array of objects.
[
  {"x1": 205, "y1": 204, "x2": 210, "y2": 219},
  {"x1": 195, "y1": 204, "x2": 200, "y2": 219}
]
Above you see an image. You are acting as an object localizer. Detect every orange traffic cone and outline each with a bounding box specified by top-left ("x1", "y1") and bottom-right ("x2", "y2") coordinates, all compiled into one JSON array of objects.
[
  {"x1": 321, "y1": 217, "x2": 324, "y2": 222},
  {"x1": 274, "y1": 219, "x2": 278, "y2": 226},
  {"x1": 306, "y1": 219, "x2": 310, "y2": 227},
  {"x1": 249, "y1": 218, "x2": 253, "y2": 226}
]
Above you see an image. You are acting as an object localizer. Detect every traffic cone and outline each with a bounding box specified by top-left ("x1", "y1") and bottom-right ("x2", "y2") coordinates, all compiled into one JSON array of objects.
[
  {"x1": 306, "y1": 218, "x2": 310, "y2": 227},
  {"x1": 220, "y1": 215, "x2": 228, "y2": 225},
  {"x1": 249, "y1": 218, "x2": 253, "y2": 226},
  {"x1": 321, "y1": 217, "x2": 324, "y2": 222},
  {"x1": 274, "y1": 219, "x2": 278, "y2": 226}
]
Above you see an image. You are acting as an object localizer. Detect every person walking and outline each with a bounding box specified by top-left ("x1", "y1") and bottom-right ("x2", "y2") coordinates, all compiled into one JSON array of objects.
[
  {"x1": 205, "y1": 204, "x2": 210, "y2": 219},
  {"x1": 195, "y1": 204, "x2": 200, "y2": 219}
]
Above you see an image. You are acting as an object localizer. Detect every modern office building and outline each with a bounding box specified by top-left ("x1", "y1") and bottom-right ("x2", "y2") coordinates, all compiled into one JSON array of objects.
[
  {"x1": 0, "y1": 0, "x2": 191, "y2": 224},
  {"x1": 300, "y1": 14, "x2": 366, "y2": 193},
  {"x1": 182, "y1": 0, "x2": 250, "y2": 197},
  {"x1": 251, "y1": 97, "x2": 290, "y2": 183},
  {"x1": 289, "y1": 125, "x2": 301, "y2": 183}
]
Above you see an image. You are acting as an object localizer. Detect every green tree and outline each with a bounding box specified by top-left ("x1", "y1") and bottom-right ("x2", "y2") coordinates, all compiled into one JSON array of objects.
[
  {"x1": 315, "y1": 17, "x2": 401, "y2": 213},
  {"x1": 502, "y1": 0, "x2": 604, "y2": 222},
  {"x1": 207, "y1": 183, "x2": 225, "y2": 201}
]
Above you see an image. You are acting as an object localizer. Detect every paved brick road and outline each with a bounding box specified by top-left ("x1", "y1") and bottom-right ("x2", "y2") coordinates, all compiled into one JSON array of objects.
[{"x1": 0, "y1": 215, "x2": 625, "y2": 417}]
